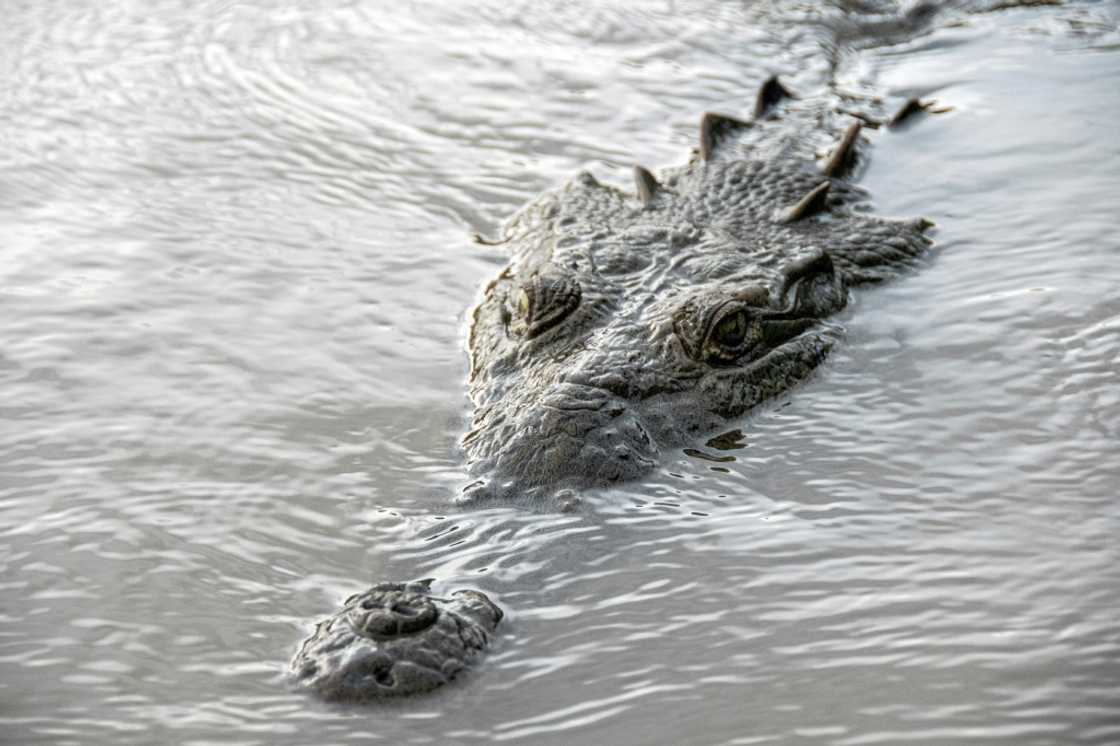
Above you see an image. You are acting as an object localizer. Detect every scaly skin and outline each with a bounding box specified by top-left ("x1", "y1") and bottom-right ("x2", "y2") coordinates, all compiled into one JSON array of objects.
[
  {"x1": 290, "y1": 582, "x2": 502, "y2": 701},
  {"x1": 461, "y1": 87, "x2": 930, "y2": 502},
  {"x1": 292, "y1": 78, "x2": 932, "y2": 700}
]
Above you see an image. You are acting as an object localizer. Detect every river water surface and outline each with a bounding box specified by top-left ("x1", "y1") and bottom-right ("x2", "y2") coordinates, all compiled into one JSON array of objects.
[{"x1": 2, "y1": 1, "x2": 1119, "y2": 744}]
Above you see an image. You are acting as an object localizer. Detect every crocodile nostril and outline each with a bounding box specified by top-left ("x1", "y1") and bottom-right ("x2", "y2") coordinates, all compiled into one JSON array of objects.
[
  {"x1": 373, "y1": 664, "x2": 394, "y2": 688},
  {"x1": 359, "y1": 656, "x2": 396, "y2": 688},
  {"x1": 349, "y1": 591, "x2": 440, "y2": 639}
]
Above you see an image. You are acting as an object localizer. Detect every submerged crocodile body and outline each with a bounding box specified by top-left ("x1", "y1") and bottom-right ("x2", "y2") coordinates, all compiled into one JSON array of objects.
[{"x1": 290, "y1": 78, "x2": 933, "y2": 701}]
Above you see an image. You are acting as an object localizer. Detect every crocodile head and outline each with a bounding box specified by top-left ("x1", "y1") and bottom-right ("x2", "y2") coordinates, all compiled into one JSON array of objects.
[
  {"x1": 290, "y1": 582, "x2": 502, "y2": 700},
  {"x1": 462, "y1": 89, "x2": 930, "y2": 502},
  {"x1": 291, "y1": 80, "x2": 933, "y2": 702}
]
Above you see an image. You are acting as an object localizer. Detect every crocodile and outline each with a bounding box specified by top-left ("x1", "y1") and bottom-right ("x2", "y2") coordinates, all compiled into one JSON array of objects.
[{"x1": 289, "y1": 78, "x2": 933, "y2": 701}]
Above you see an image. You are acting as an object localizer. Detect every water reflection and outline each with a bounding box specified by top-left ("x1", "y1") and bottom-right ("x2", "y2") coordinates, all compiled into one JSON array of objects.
[{"x1": 2, "y1": 1, "x2": 1118, "y2": 744}]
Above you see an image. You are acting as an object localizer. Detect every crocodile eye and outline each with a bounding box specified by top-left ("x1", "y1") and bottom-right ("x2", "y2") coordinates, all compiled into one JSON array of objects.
[
  {"x1": 508, "y1": 272, "x2": 581, "y2": 339},
  {"x1": 703, "y1": 307, "x2": 760, "y2": 363},
  {"x1": 674, "y1": 298, "x2": 762, "y2": 364},
  {"x1": 711, "y1": 309, "x2": 748, "y2": 347}
]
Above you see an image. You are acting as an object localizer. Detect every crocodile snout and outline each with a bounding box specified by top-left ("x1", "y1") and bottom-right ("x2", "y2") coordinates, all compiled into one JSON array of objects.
[{"x1": 290, "y1": 582, "x2": 502, "y2": 701}]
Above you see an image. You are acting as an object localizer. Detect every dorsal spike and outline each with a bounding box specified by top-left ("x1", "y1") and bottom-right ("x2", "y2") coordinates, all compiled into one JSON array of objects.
[
  {"x1": 633, "y1": 165, "x2": 660, "y2": 205},
  {"x1": 889, "y1": 98, "x2": 931, "y2": 128},
  {"x1": 822, "y1": 121, "x2": 862, "y2": 177},
  {"x1": 472, "y1": 232, "x2": 509, "y2": 246},
  {"x1": 699, "y1": 112, "x2": 750, "y2": 161},
  {"x1": 754, "y1": 75, "x2": 794, "y2": 118},
  {"x1": 574, "y1": 170, "x2": 602, "y2": 187},
  {"x1": 777, "y1": 181, "x2": 831, "y2": 224}
]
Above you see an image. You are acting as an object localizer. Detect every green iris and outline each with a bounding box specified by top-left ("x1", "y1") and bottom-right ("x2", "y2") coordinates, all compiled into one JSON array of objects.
[{"x1": 712, "y1": 310, "x2": 748, "y2": 347}]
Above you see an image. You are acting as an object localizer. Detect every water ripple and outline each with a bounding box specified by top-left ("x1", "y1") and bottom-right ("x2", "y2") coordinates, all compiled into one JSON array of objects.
[{"x1": 2, "y1": 0, "x2": 1119, "y2": 744}]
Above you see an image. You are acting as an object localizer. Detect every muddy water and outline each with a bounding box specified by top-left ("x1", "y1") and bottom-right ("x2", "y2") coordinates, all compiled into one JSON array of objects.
[{"x1": 2, "y1": 1, "x2": 1118, "y2": 744}]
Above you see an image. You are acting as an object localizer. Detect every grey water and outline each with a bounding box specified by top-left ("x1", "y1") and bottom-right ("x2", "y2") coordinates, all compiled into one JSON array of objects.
[{"x1": 2, "y1": 1, "x2": 1118, "y2": 744}]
